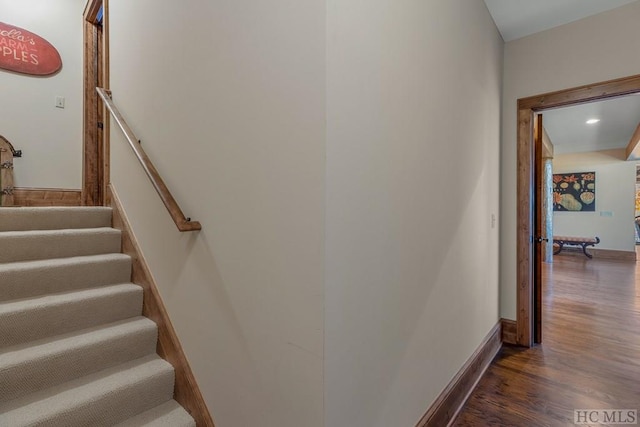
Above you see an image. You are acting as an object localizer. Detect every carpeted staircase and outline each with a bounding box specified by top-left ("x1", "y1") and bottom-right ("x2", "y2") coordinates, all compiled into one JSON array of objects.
[{"x1": 0, "y1": 206, "x2": 196, "y2": 426}]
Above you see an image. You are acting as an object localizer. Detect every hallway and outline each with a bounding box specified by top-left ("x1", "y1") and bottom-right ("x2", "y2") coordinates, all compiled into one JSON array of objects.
[{"x1": 453, "y1": 254, "x2": 640, "y2": 426}]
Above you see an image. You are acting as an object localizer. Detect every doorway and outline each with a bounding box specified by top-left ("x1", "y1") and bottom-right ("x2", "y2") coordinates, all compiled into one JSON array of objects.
[
  {"x1": 515, "y1": 73, "x2": 640, "y2": 347},
  {"x1": 82, "y1": 0, "x2": 109, "y2": 206}
]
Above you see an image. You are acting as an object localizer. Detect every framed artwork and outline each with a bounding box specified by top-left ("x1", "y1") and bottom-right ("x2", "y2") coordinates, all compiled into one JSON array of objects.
[{"x1": 553, "y1": 171, "x2": 595, "y2": 212}]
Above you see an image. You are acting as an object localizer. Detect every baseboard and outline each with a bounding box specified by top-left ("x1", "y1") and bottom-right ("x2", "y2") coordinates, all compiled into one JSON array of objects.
[
  {"x1": 415, "y1": 321, "x2": 502, "y2": 427},
  {"x1": 591, "y1": 248, "x2": 636, "y2": 261},
  {"x1": 500, "y1": 318, "x2": 517, "y2": 345},
  {"x1": 13, "y1": 187, "x2": 81, "y2": 206},
  {"x1": 108, "y1": 184, "x2": 215, "y2": 427},
  {"x1": 554, "y1": 247, "x2": 636, "y2": 261}
]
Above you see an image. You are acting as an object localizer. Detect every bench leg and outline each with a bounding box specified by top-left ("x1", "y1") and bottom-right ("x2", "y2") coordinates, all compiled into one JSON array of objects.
[
  {"x1": 581, "y1": 243, "x2": 594, "y2": 259},
  {"x1": 553, "y1": 242, "x2": 563, "y2": 255}
]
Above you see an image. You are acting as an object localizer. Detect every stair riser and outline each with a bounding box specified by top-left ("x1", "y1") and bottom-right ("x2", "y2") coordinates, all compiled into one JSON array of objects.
[
  {"x1": 0, "y1": 229, "x2": 122, "y2": 263},
  {"x1": 0, "y1": 320, "x2": 158, "y2": 403},
  {"x1": 0, "y1": 285, "x2": 143, "y2": 348},
  {"x1": 0, "y1": 207, "x2": 112, "y2": 231},
  {"x1": 0, "y1": 255, "x2": 132, "y2": 302}
]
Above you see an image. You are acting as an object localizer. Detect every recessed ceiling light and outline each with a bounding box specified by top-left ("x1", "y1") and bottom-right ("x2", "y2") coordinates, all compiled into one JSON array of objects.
[{"x1": 586, "y1": 119, "x2": 600, "y2": 124}]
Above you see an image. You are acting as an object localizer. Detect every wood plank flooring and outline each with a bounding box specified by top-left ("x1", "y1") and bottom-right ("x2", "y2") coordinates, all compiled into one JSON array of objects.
[{"x1": 453, "y1": 253, "x2": 640, "y2": 426}]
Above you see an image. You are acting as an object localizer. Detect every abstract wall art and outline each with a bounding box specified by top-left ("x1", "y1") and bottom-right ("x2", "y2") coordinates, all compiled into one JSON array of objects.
[{"x1": 553, "y1": 171, "x2": 595, "y2": 212}]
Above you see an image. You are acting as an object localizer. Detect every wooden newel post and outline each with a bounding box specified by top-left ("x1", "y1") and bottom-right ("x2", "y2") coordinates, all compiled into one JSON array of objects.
[{"x1": 0, "y1": 136, "x2": 17, "y2": 207}]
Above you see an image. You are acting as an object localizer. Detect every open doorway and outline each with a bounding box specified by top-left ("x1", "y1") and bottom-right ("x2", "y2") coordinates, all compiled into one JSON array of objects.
[
  {"x1": 515, "y1": 73, "x2": 640, "y2": 347},
  {"x1": 531, "y1": 95, "x2": 640, "y2": 349},
  {"x1": 544, "y1": 94, "x2": 640, "y2": 262},
  {"x1": 82, "y1": 0, "x2": 109, "y2": 206}
]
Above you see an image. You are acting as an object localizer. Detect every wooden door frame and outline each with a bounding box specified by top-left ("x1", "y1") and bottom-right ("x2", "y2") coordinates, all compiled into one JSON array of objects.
[
  {"x1": 516, "y1": 73, "x2": 640, "y2": 347},
  {"x1": 82, "y1": 0, "x2": 109, "y2": 206}
]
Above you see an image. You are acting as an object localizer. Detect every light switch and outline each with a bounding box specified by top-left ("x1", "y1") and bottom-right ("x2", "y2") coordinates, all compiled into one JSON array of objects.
[
  {"x1": 55, "y1": 96, "x2": 65, "y2": 109},
  {"x1": 599, "y1": 211, "x2": 613, "y2": 217}
]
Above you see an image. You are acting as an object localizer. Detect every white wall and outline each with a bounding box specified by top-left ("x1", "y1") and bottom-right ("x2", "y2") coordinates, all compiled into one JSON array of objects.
[
  {"x1": 110, "y1": 1, "x2": 502, "y2": 426},
  {"x1": 501, "y1": 1, "x2": 640, "y2": 320},
  {"x1": 108, "y1": 1, "x2": 325, "y2": 426},
  {"x1": 325, "y1": 1, "x2": 502, "y2": 426},
  {"x1": 553, "y1": 149, "x2": 636, "y2": 252},
  {"x1": 0, "y1": 0, "x2": 83, "y2": 189}
]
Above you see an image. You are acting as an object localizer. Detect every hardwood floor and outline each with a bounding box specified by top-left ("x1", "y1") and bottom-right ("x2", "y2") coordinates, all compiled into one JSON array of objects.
[{"x1": 453, "y1": 254, "x2": 640, "y2": 426}]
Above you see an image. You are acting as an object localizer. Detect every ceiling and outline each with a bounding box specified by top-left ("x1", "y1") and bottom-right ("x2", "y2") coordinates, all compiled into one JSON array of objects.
[
  {"x1": 543, "y1": 95, "x2": 640, "y2": 155},
  {"x1": 483, "y1": 0, "x2": 639, "y2": 41},
  {"x1": 482, "y1": 0, "x2": 640, "y2": 155}
]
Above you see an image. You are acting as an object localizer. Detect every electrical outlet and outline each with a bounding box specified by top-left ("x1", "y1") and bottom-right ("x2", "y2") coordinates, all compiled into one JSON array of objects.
[{"x1": 55, "y1": 96, "x2": 65, "y2": 109}]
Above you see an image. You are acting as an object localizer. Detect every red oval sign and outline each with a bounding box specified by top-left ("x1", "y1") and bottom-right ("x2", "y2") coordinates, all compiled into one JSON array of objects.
[{"x1": 0, "y1": 22, "x2": 62, "y2": 76}]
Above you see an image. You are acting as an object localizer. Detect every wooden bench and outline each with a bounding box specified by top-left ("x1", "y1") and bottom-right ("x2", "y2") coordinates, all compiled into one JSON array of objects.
[{"x1": 553, "y1": 236, "x2": 600, "y2": 259}]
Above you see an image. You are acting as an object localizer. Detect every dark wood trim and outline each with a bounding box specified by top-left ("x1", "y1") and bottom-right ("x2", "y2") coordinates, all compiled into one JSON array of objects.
[
  {"x1": 516, "y1": 108, "x2": 533, "y2": 347},
  {"x1": 83, "y1": 0, "x2": 102, "y2": 22},
  {"x1": 98, "y1": 89, "x2": 201, "y2": 232},
  {"x1": 82, "y1": 7, "x2": 100, "y2": 206},
  {"x1": 101, "y1": 0, "x2": 111, "y2": 203},
  {"x1": 500, "y1": 318, "x2": 517, "y2": 345},
  {"x1": 516, "y1": 73, "x2": 640, "y2": 347},
  {"x1": 108, "y1": 184, "x2": 215, "y2": 426},
  {"x1": 13, "y1": 188, "x2": 82, "y2": 207},
  {"x1": 415, "y1": 321, "x2": 502, "y2": 427},
  {"x1": 518, "y1": 74, "x2": 640, "y2": 111},
  {"x1": 82, "y1": 0, "x2": 109, "y2": 207}
]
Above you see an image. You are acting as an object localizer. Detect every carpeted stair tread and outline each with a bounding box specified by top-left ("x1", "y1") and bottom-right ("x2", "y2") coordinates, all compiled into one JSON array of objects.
[
  {"x1": 0, "y1": 253, "x2": 132, "y2": 302},
  {"x1": 0, "y1": 206, "x2": 113, "y2": 231},
  {"x1": 0, "y1": 355, "x2": 175, "y2": 427},
  {"x1": 115, "y1": 400, "x2": 196, "y2": 427},
  {"x1": 0, "y1": 316, "x2": 158, "y2": 403},
  {"x1": 0, "y1": 283, "x2": 143, "y2": 348},
  {"x1": 0, "y1": 207, "x2": 197, "y2": 425},
  {"x1": 0, "y1": 227, "x2": 122, "y2": 263}
]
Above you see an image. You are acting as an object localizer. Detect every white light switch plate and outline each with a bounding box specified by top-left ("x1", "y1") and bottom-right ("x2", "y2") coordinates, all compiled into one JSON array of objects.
[{"x1": 55, "y1": 96, "x2": 65, "y2": 109}]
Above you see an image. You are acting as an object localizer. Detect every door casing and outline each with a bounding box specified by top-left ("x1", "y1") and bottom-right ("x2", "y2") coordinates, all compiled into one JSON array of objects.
[{"x1": 82, "y1": 0, "x2": 109, "y2": 206}]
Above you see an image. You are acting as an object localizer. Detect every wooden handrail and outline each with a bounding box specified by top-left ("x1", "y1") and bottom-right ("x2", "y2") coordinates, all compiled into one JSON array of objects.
[{"x1": 97, "y1": 88, "x2": 201, "y2": 231}]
